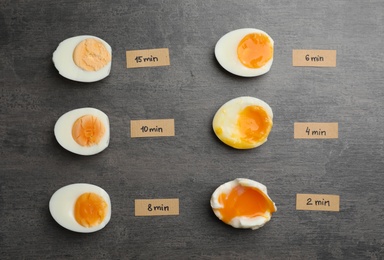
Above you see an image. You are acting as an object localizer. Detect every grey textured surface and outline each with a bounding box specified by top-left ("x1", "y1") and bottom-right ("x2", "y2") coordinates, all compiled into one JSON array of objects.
[{"x1": 1, "y1": 0, "x2": 384, "y2": 259}]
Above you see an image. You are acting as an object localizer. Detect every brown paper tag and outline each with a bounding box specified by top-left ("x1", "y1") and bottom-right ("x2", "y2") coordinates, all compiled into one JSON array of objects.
[
  {"x1": 126, "y1": 48, "x2": 170, "y2": 68},
  {"x1": 131, "y1": 119, "x2": 175, "y2": 138},
  {"x1": 294, "y1": 122, "x2": 338, "y2": 139},
  {"x1": 135, "y1": 199, "x2": 179, "y2": 216},
  {"x1": 292, "y1": 50, "x2": 336, "y2": 67},
  {"x1": 296, "y1": 194, "x2": 340, "y2": 211}
]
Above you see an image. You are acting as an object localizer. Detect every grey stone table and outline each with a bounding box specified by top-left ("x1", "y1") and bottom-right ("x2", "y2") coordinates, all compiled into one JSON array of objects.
[{"x1": 1, "y1": 1, "x2": 383, "y2": 259}]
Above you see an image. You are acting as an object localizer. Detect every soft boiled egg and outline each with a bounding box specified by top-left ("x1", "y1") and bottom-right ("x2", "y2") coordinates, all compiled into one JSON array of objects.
[
  {"x1": 215, "y1": 28, "x2": 274, "y2": 77},
  {"x1": 54, "y1": 107, "x2": 110, "y2": 156},
  {"x1": 212, "y1": 96, "x2": 273, "y2": 149},
  {"x1": 211, "y1": 178, "x2": 276, "y2": 230},
  {"x1": 49, "y1": 183, "x2": 111, "y2": 233},
  {"x1": 53, "y1": 35, "x2": 112, "y2": 82}
]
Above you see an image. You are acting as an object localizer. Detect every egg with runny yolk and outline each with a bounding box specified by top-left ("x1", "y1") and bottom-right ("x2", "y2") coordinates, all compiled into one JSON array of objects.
[
  {"x1": 212, "y1": 96, "x2": 273, "y2": 149},
  {"x1": 211, "y1": 178, "x2": 276, "y2": 230}
]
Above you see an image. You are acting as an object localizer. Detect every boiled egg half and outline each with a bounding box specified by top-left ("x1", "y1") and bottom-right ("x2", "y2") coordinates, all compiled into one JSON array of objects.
[
  {"x1": 49, "y1": 183, "x2": 111, "y2": 233},
  {"x1": 54, "y1": 107, "x2": 110, "y2": 156},
  {"x1": 53, "y1": 35, "x2": 112, "y2": 82},
  {"x1": 211, "y1": 178, "x2": 276, "y2": 230},
  {"x1": 215, "y1": 28, "x2": 274, "y2": 77},
  {"x1": 212, "y1": 96, "x2": 273, "y2": 149}
]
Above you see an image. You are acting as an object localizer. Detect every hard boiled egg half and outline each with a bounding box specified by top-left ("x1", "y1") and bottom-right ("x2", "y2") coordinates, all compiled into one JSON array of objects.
[
  {"x1": 49, "y1": 183, "x2": 111, "y2": 233},
  {"x1": 211, "y1": 178, "x2": 276, "y2": 230},
  {"x1": 54, "y1": 107, "x2": 110, "y2": 156},
  {"x1": 215, "y1": 28, "x2": 274, "y2": 77},
  {"x1": 53, "y1": 35, "x2": 112, "y2": 82},
  {"x1": 212, "y1": 96, "x2": 273, "y2": 149}
]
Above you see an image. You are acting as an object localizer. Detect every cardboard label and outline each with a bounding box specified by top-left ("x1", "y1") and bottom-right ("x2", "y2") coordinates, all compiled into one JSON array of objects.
[
  {"x1": 126, "y1": 48, "x2": 170, "y2": 68},
  {"x1": 293, "y1": 50, "x2": 336, "y2": 67},
  {"x1": 296, "y1": 194, "x2": 340, "y2": 211},
  {"x1": 131, "y1": 119, "x2": 175, "y2": 138},
  {"x1": 135, "y1": 199, "x2": 179, "y2": 216},
  {"x1": 294, "y1": 122, "x2": 338, "y2": 139}
]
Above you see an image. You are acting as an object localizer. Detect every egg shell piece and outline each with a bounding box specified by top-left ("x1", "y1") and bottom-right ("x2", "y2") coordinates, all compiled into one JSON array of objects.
[
  {"x1": 215, "y1": 28, "x2": 274, "y2": 77},
  {"x1": 49, "y1": 183, "x2": 111, "y2": 233},
  {"x1": 52, "y1": 35, "x2": 112, "y2": 82},
  {"x1": 211, "y1": 178, "x2": 277, "y2": 230},
  {"x1": 212, "y1": 96, "x2": 273, "y2": 149},
  {"x1": 54, "y1": 107, "x2": 110, "y2": 156}
]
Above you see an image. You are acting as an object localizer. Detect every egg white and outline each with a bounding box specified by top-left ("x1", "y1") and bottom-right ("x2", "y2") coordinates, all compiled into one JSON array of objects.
[
  {"x1": 210, "y1": 178, "x2": 276, "y2": 230},
  {"x1": 49, "y1": 183, "x2": 111, "y2": 233},
  {"x1": 215, "y1": 28, "x2": 274, "y2": 77},
  {"x1": 212, "y1": 96, "x2": 273, "y2": 149},
  {"x1": 52, "y1": 35, "x2": 112, "y2": 82},
  {"x1": 54, "y1": 107, "x2": 110, "y2": 156}
]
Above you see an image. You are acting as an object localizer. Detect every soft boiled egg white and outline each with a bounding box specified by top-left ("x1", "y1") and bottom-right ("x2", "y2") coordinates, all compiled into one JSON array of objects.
[
  {"x1": 211, "y1": 178, "x2": 276, "y2": 230},
  {"x1": 212, "y1": 96, "x2": 273, "y2": 149},
  {"x1": 53, "y1": 35, "x2": 112, "y2": 82},
  {"x1": 54, "y1": 107, "x2": 110, "y2": 156},
  {"x1": 215, "y1": 28, "x2": 274, "y2": 77},
  {"x1": 49, "y1": 183, "x2": 111, "y2": 233}
]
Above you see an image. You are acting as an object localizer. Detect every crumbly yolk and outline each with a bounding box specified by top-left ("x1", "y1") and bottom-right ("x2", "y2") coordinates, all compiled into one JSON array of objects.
[
  {"x1": 218, "y1": 185, "x2": 276, "y2": 224},
  {"x1": 74, "y1": 192, "x2": 108, "y2": 228},
  {"x1": 73, "y1": 38, "x2": 111, "y2": 71},
  {"x1": 237, "y1": 105, "x2": 272, "y2": 146},
  {"x1": 72, "y1": 115, "x2": 105, "y2": 147},
  {"x1": 237, "y1": 33, "x2": 273, "y2": 69}
]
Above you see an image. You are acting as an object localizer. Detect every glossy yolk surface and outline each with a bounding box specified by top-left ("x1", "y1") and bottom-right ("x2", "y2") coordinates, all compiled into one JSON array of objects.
[
  {"x1": 237, "y1": 33, "x2": 273, "y2": 69},
  {"x1": 73, "y1": 38, "x2": 111, "y2": 71},
  {"x1": 74, "y1": 192, "x2": 108, "y2": 228},
  {"x1": 72, "y1": 115, "x2": 105, "y2": 147},
  {"x1": 237, "y1": 105, "x2": 272, "y2": 146},
  {"x1": 218, "y1": 185, "x2": 275, "y2": 224}
]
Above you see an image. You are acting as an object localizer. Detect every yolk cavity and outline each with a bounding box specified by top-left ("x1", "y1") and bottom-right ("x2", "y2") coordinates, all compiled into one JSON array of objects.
[
  {"x1": 218, "y1": 185, "x2": 275, "y2": 224},
  {"x1": 74, "y1": 192, "x2": 108, "y2": 228},
  {"x1": 237, "y1": 105, "x2": 272, "y2": 145},
  {"x1": 73, "y1": 38, "x2": 111, "y2": 71},
  {"x1": 72, "y1": 115, "x2": 105, "y2": 147},
  {"x1": 237, "y1": 33, "x2": 273, "y2": 69}
]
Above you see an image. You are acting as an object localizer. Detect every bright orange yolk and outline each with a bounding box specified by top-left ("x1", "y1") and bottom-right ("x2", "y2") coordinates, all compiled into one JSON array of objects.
[
  {"x1": 237, "y1": 33, "x2": 273, "y2": 69},
  {"x1": 74, "y1": 192, "x2": 108, "y2": 228},
  {"x1": 218, "y1": 185, "x2": 276, "y2": 224},
  {"x1": 73, "y1": 38, "x2": 111, "y2": 71},
  {"x1": 72, "y1": 115, "x2": 105, "y2": 147},
  {"x1": 237, "y1": 105, "x2": 272, "y2": 145}
]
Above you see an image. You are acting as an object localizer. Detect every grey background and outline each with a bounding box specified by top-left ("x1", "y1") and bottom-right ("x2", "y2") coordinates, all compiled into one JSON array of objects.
[{"x1": 1, "y1": 0, "x2": 383, "y2": 259}]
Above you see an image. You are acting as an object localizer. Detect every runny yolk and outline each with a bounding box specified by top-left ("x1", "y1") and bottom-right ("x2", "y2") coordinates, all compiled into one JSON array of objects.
[
  {"x1": 218, "y1": 185, "x2": 276, "y2": 224},
  {"x1": 72, "y1": 115, "x2": 105, "y2": 147},
  {"x1": 237, "y1": 33, "x2": 273, "y2": 69},
  {"x1": 74, "y1": 192, "x2": 108, "y2": 228},
  {"x1": 237, "y1": 105, "x2": 272, "y2": 145},
  {"x1": 73, "y1": 38, "x2": 111, "y2": 71}
]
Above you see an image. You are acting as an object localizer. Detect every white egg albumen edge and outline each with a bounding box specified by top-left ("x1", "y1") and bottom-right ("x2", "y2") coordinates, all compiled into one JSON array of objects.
[
  {"x1": 49, "y1": 183, "x2": 112, "y2": 233},
  {"x1": 212, "y1": 96, "x2": 273, "y2": 149},
  {"x1": 52, "y1": 35, "x2": 112, "y2": 82},
  {"x1": 54, "y1": 107, "x2": 110, "y2": 156},
  {"x1": 214, "y1": 28, "x2": 274, "y2": 77},
  {"x1": 210, "y1": 178, "x2": 277, "y2": 230}
]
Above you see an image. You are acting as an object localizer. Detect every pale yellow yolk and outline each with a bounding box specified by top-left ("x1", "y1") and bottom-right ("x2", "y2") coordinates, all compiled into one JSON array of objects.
[
  {"x1": 237, "y1": 33, "x2": 273, "y2": 69},
  {"x1": 74, "y1": 192, "x2": 108, "y2": 228},
  {"x1": 237, "y1": 105, "x2": 272, "y2": 146},
  {"x1": 218, "y1": 185, "x2": 276, "y2": 224},
  {"x1": 73, "y1": 38, "x2": 111, "y2": 71},
  {"x1": 72, "y1": 115, "x2": 105, "y2": 147}
]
